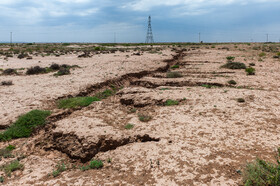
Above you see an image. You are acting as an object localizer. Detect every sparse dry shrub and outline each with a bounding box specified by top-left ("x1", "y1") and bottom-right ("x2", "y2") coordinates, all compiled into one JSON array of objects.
[
  {"x1": 26, "y1": 66, "x2": 46, "y2": 75},
  {"x1": 221, "y1": 62, "x2": 246, "y2": 69},
  {"x1": 2, "y1": 69, "x2": 17, "y2": 75},
  {"x1": 1, "y1": 81, "x2": 13, "y2": 86},
  {"x1": 166, "y1": 71, "x2": 183, "y2": 78}
]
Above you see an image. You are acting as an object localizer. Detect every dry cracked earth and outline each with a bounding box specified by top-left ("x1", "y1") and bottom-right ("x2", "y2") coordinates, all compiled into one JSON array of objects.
[{"x1": 1, "y1": 44, "x2": 280, "y2": 185}]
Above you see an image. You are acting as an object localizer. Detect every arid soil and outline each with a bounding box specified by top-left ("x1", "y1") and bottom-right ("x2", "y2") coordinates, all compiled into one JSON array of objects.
[
  {"x1": 1, "y1": 44, "x2": 280, "y2": 185},
  {"x1": 0, "y1": 48, "x2": 171, "y2": 128}
]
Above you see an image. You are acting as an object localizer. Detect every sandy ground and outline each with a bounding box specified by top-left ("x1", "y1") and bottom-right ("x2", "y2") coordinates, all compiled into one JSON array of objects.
[
  {"x1": 0, "y1": 49, "x2": 171, "y2": 127},
  {"x1": 1, "y1": 44, "x2": 280, "y2": 185}
]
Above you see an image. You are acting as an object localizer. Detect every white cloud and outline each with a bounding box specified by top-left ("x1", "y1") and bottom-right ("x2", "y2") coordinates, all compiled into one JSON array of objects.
[
  {"x1": 0, "y1": 0, "x2": 101, "y2": 25},
  {"x1": 123, "y1": 0, "x2": 230, "y2": 11},
  {"x1": 0, "y1": 0, "x2": 20, "y2": 5},
  {"x1": 0, "y1": 6, "x2": 43, "y2": 25},
  {"x1": 122, "y1": 0, "x2": 279, "y2": 15},
  {"x1": 75, "y1": 8, "x2": 99, "y2": 16},
  {"x1": 49, "y1": 10, "x2": 68, "y2": 17},
  {"x1": 56, "y1": 0, "x2": 91, "y2": 3}
]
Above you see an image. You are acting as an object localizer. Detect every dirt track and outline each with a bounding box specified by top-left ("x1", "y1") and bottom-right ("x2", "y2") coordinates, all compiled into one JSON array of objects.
[{"x1": 1, "y1": 44, "x2": 280, "y2": 185}]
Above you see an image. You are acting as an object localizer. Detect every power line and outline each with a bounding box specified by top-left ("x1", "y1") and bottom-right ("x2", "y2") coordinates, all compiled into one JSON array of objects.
[
  {"x1": 10, "y1": 32, "x2": 12, "y2": 45},
  {"x1": 114, "y1": 32, "x2": 116, "y2": 43}
]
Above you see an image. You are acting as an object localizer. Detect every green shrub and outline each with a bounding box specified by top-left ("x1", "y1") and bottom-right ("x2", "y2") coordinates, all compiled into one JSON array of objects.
[
  {"x1": 6, "y1": 145, "x2": 16, "y2": 151},
  {"x1": 89, "y1": 160, "x2": 103, "y2": 169},
  {"x1": 0, "y1": 110, "x2": 51, "y2": 141},
  {"x1": 58, "y1": 88, "x2": 116, "y2": 109},
  {"x1": 54, "y1": 67, "x2": 70, "y2": 76},
  {"x1": 124, "y1": 124, "x2": 134, "y2": 129},
  {"x1": 0, "y1": 145, "x2": 16, "y2": 159},
  {"x1": 2, "y1": 160, "x2": 24, "y2": 175},
  {"x1": 246, "y1": 67, "x2": 255, "y2": 75},
  {"x1": 62, "y1": 43, "x2": 70, "y2": 46},
  {"x1": 201, "y1": 84, "x2": 213, "y2": 89},
  {"x1": 128, "y1": 108, "x2": 137, "y2": 113},
  {"x1": 171, "y1": 64, "x2": 179, "y2": 69},
  {"x1": 0, "y1": 147, "x2": 14, "y2": 159},
  {"x1": 228, "y1": 80, "x2": 237, "y2": 85},
  {"x1": 52, "y1": 162, "x2": 66, "y2": 177},
  {"x1": 94, "y1": 46, "x2": 106, "y2": 51},
  {"x1": 166, "y1": 71, "x2": 183, "y2": 78},
  {"x1": 221, "y1": 62, "x2": 246, "y2": 69},
  {"x1": 259, "y1": 52, "x2": 266, "y2": 57},
  {"x1": 164, "y1": 99, "x2": 179, "y2": 106},
  {"x1": 0, "y1": 176, "x2": 3, "y2": 183},
  {"x1": 52, "y1": 170, "x2": 60, "y2": 177},
  {"x1": 138, "y1": 113, "x2": 152, "y2": 122},
  {"x1": 80, "y1": 160, "x2": 103, "y2": 172},
  {"x1": 96, "y1": 89, "x2": 114, "y2": 99},
  {"x1": 60, "y1": 64, "x2": 71, "y2": 69},
  {"x1": 226, "y1": 56, "x2": 235, "y2": 62},
  {"x1": 159, "y1": 88, "x2": 170, "y2": 90},
  {"x1": 58, "y1": 97, "x2": 100, "y2": 109},
  {"x1": 243, "y1": 155, "x2": 280, "y2": 186},
  {"x1": 80, "y1": 165, "x2": 90, "y2": 171}
]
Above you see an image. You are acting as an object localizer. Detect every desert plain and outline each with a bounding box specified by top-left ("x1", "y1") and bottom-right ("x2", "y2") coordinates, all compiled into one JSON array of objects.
[{"x1": 0, "y1": 43, "x2": 280, "y2": 185}]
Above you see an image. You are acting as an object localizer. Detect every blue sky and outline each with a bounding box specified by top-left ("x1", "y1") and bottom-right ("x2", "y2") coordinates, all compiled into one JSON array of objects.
[{"x1": 0, "y1": 0, "x2": 280, "y2": 43}]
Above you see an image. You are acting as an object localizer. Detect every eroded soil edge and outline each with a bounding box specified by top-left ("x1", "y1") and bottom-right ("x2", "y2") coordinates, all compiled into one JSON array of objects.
[{"x1": 42, "y1": 49, "x2": 185, "y2": 162}]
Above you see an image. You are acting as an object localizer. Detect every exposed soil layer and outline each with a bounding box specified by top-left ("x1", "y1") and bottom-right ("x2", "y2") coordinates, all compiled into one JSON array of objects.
[
  {"x1": 132, "y1": 78, "x2": 225, "y2": 88},
  {"x1": 47, "y1": 132, "x2": 160, "y2": 162},
  {"x1": 41, "y1": 50, "x2": 184, "y2": 161}
]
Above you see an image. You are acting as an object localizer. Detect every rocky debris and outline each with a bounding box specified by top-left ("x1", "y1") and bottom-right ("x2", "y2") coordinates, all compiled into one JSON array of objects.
[
  {"x1": 132, "y1": 52, "x2": 141, "y2": 56},
  {"x1": 18, "y1": 53, "x2": 28, "y2": 59},
  {"x1": 120, "y1": 93, "x2": 164, "y2": 107},
  {"x1": 78, "y1": 52, "x2": 91, "y2": 58}
]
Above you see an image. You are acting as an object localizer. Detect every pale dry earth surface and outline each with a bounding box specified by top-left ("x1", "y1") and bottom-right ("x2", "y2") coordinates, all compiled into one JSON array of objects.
[
  {"x1": 1, "y1": 44, "x2": 280, "y2": 185},
  {"x1": 0, "y1": 49, "x2": 170, "y2": 127}
]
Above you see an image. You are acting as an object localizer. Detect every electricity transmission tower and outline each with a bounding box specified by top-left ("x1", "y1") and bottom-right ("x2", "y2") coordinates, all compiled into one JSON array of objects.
[
  {"x1": 266, "y1": 34, "x2": 269, "y2": 42},
  {"x1": 145, "y1": 16, "x2": 154, "y2": 43}
]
